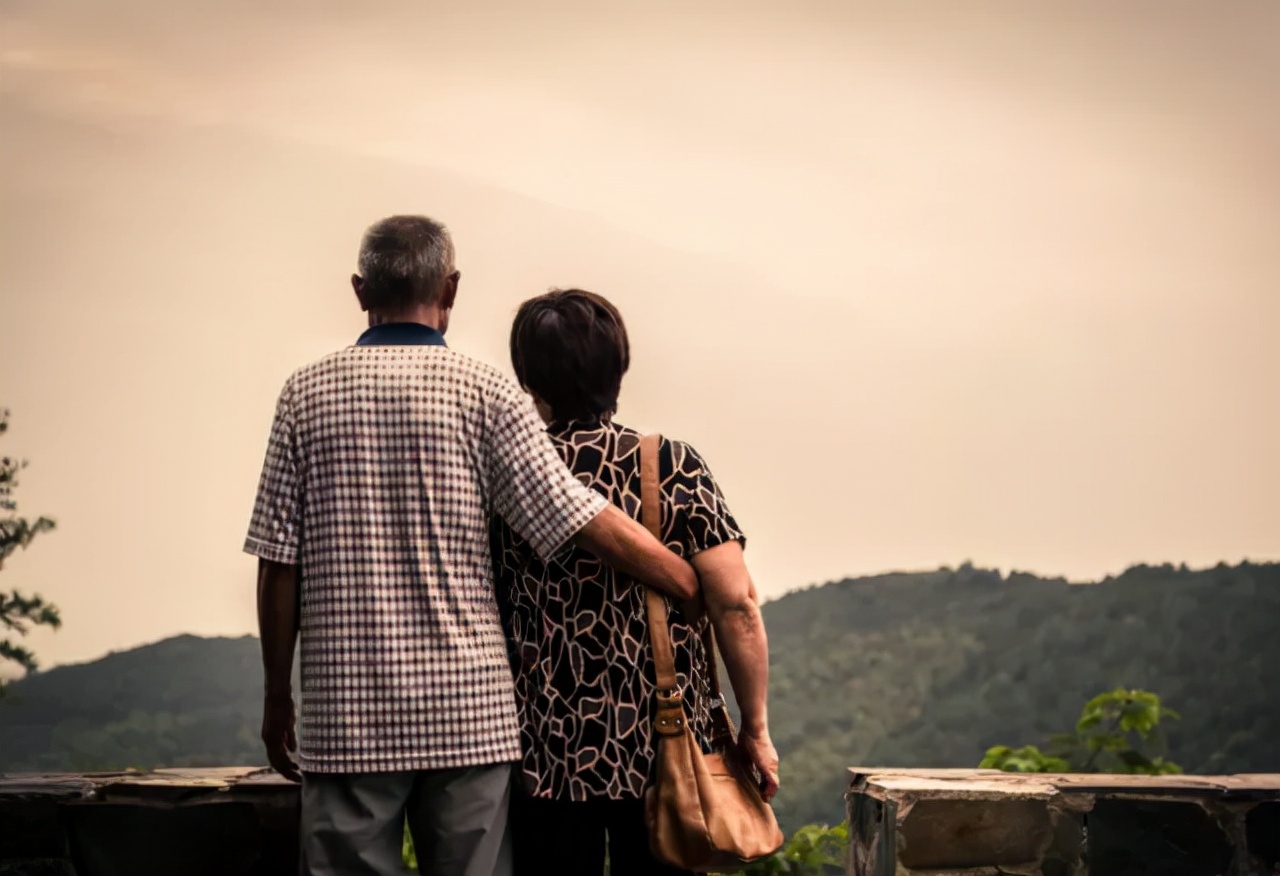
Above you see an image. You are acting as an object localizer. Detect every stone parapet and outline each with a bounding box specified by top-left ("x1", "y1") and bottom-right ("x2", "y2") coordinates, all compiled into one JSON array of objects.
[
  {"x1": 846, "y1": 768, "x2": 1280, "y2": 875},
  {"x1": 0, "y1": 767, "x2": 298, "y2": 875},
  {"x1": 4, "y1": 766, "x2": 1278, "y2": 874}
]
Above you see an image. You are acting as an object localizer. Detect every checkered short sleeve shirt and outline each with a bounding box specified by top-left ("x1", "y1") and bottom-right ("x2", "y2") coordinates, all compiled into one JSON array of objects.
[{"x1": 244, "y1": 338, "x2": 607, "y2": 774}]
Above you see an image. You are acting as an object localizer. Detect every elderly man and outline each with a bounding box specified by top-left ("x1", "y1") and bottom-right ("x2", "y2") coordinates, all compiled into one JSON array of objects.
[{"x1": 244, "y1": 215, "x2": 698, "y2": 876}]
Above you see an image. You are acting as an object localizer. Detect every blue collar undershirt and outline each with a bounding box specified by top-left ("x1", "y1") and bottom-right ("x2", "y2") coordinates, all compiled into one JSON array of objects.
[{"x1": 355, "y1": 322, "x2": 447, "y2": 347}]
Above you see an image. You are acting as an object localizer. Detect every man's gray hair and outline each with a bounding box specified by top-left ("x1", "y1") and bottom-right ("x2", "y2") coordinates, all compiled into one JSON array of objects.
[{"x1": 357, "y1": 215, "x2": 456, "y2": 310}]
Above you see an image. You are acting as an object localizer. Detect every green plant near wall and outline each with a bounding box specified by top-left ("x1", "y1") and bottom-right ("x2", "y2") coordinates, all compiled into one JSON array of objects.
[
  {"x1": 978, "y1": 744, "x2": 1069, "y2": 773},
  {"x1": 981, "y1": 688, "x2": 1182, "y2": 775},
  {"x1": 402, "y1": 824, "x2": 417, "y2": 871},
  {"x1": 720, "y1": 821, "x2": 848, "y2": 876}
]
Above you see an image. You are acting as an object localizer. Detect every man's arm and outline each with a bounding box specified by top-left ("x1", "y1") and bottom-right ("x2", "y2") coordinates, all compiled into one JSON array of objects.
[
  {"x1": 571, "y1": 504, "x2": 699, "y2": 602},
  {"x1": 692, "y1": 540, "x2": 779, "y2": 801},
  {"x1": 483, "y1": 384, "x2": 698, "y2": 601},
  {"x1": 257, "y1": 558, "x2": 302, "y2": 782}
]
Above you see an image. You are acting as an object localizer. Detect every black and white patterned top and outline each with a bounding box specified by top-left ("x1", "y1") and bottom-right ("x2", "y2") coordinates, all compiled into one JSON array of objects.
[
  {"x1": 491, "y1": 418, "x2": 745, "y2": 801},
  {"x1": 244, "y1": 325, "x2": 608, "y2": 774}
]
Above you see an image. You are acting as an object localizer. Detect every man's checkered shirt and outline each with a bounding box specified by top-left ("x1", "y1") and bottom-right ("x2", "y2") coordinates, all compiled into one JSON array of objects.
[{"x1": 244, "y1": 340, "x2": 607, "y2": 774}]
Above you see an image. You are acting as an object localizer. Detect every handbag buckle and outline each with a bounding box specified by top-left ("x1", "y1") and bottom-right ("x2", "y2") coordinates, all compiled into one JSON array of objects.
[{"x1": 654, "y1": 688, "x2": 686, "y2": 736}]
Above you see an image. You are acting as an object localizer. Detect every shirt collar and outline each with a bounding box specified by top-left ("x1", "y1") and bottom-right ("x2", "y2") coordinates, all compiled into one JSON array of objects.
[
  {"x1": 355, "y1": 322, "x2": 447, "y2": 347},
  {"x1": 549, "y1": 415, "x2": 612, "y2": 437}
]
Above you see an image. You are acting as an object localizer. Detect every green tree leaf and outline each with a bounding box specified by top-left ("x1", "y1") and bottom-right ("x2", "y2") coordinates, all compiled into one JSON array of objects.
[{"x1": 1, "y1": 409, "x2": 61, "y2": 693}]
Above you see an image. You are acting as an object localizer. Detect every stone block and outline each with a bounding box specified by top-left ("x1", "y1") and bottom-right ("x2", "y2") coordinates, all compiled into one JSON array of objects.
[
  {"x1": 897, "y1": 797, "x2": 1053, "y2": 870},
  {"x1": 1084, "y1": 798, "x2": 1232, "y2": 875},
  {"x1": 1244, "y1": 801, "x2": 1280, "y2": 872},
  {"x1": 0, "y1": 768, "x2": 299, "y2": 876},
  {"x1": 845, "y1": 768, "x2": 1280, "y2": 876}
]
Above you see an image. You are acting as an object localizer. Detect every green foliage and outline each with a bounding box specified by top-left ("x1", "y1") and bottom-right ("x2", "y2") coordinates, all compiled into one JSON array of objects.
[
  {"x1": 0, "y1": 410, "x2": 60, "y2": 690},
  {"x1": 1071, "y1": 688, "x2": 1182, "y2": 774},
  {"x1": 981, "y1": 688, "x2": 1182, "y2": 775},
  {"x1": 979, "y1": 744, "x2": 1069, "y2": 773},
  {"x1": 403, "y1": 824, "x2": 417, "y2": 871},
  {"x1": 0, "y1": 410, "x2": 57, "y2": 565},
  {"x1": 720, "y1": 821, "x2": 848, "y2": 876},
  {"x1": 1, "y1": 592, "x2": 62, "y2": 677}
]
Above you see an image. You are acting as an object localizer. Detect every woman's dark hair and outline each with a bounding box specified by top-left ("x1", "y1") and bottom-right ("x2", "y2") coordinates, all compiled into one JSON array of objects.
[{"x1": 510, "y1": 289, "x2": 630, "y2": 423}]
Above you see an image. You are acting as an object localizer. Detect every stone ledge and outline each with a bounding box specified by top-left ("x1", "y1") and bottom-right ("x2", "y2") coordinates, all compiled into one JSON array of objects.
[
  {"x1": 4, "y1": 766, "x2": 1279, "y2": 875},
  {"x1": 0, "y1": 767, "x2": 299, "y2": 876},
  {"x1": 845, "y1": 768, "x2": 1280, "y2": 876}
]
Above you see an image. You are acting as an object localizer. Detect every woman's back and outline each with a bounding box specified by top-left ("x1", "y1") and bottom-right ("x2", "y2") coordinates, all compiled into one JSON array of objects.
[{"x1": 491, "y1": 417, "x2": 744, "y2": 801}]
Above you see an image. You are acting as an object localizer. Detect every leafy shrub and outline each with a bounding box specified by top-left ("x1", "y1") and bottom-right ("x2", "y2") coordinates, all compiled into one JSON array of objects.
[
  {"x1": 980, "y1": 688, "x2": 1182, "y2": 775},
  {"x1": 721, "y1": 821, "x2": 848, "y2": 875}
]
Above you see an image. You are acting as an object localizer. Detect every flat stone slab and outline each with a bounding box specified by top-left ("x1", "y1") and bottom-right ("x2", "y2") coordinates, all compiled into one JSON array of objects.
[
  {"x1": 847, "y1": 766, "x2": 1280, "y2": 798},
  {"x1": 0, "y1": 767, "x2": 295, "y2": 800},
  {"x1": 857, "y1": 775, "x2": 1060, "y2": 799},
  {"x1": 845, "y1": 768, "x2": 1280, "y2": 876}
]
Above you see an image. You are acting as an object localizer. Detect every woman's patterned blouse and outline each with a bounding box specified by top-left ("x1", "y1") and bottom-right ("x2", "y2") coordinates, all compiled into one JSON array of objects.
[{"x1": 490, "y1": 418, "x2": 745, "y2": 801}]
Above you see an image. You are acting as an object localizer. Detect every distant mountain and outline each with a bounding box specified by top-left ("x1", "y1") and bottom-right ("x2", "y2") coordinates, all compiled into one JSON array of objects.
[
  {"x1": 762, "y1": 560, "x2": 1280, "y2": 829},
  {"x1": 0, "y1": 634, "x2": 264, "y2": 773},
  {"x1": 2, "y1": 562, "x2": 1278, "y2": 833}
]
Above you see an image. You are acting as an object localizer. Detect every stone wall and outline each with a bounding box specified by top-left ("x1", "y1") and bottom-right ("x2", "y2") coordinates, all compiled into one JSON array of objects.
[
  {"x1": 0, "y1": 768, "x2": 298, "y2": 876},
  {"x1": 846, "y1": 768, "x2": 1280, "y2": 876},
  {"x1": 3, "y1": 766, "x2": 1278, "y2": 874}
]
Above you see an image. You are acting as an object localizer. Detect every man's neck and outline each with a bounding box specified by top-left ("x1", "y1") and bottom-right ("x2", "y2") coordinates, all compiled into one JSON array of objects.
[{"x1": 367, "y1": 304, "x2": 446, "y2": 331}]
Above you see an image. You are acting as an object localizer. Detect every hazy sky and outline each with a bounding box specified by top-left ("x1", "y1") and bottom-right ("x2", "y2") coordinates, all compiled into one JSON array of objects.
[{"x1": 2, "y1": 0, "x2": 1277, "y2": 668}]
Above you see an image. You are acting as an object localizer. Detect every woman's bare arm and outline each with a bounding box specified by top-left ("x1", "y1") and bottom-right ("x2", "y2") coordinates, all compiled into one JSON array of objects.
[{"x1": 692, "y1": 540, "x2": 779, "y2": 800}]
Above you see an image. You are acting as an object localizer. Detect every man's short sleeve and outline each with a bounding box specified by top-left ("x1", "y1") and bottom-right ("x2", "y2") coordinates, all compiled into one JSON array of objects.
[
  {"x1": 670, "y1": 441, "x2": 746, "y2": 557},
  {"x1": 487, "y1": 387, "x2": 607, "y2": 561},
  {"x1": 243, "y1": 380, "x2": 302, "y2": 564}
]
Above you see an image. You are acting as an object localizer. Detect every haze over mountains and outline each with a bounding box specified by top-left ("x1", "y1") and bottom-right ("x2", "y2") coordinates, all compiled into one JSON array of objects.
[{"x1": 3, "y1": 0, "x2": 1278, "y2": 669}]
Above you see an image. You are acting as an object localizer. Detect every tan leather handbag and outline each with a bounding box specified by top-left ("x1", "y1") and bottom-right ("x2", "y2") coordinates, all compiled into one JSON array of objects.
[{"x1": 638, "y1": 434, "x2": 785, "y2": 872}]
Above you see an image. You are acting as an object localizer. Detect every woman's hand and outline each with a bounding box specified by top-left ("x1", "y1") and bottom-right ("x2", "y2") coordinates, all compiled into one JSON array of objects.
[{"x1": 738, "y1": 724, "x2": 780, "y2": 802}]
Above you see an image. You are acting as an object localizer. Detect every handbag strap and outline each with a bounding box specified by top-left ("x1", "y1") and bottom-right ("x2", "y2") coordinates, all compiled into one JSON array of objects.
[
  {"x1": 640, "y1": 434, "x2": 733, "y2": 744},
  {"x1": 640, "y1": 434, "x2": 681, "y2": 731}
]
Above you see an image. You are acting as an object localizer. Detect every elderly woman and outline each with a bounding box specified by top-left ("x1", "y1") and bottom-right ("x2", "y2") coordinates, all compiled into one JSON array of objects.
[{"x1": 490, "y1": 289, "x2": 778, "y2": 876}]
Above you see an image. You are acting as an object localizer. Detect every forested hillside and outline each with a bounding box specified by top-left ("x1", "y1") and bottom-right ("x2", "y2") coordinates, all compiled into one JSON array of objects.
[
  {"x1": 762, "y1": 561, "x2": 1280, "y2": 829},
  {"x1": 2, "y1": 561, "x2": 1277, "y2": 834},
  {"x1": 0, "y1": 634, "x2": 265, "y2": 771}
]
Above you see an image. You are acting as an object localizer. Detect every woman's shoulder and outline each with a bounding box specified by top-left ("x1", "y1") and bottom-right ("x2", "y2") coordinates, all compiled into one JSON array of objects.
[
  {"x1": 600, "y1": 422, "x2": 683, "y2": 458},
  {"x1": 589, "y1": 422, "x2": 721, "y2": 490},
  {"x1": 635, "y1": 430, "x2": 717, "y2": 485},
  {"x1": 659, "y1": 435, "x2": 713, "y2": 479}
]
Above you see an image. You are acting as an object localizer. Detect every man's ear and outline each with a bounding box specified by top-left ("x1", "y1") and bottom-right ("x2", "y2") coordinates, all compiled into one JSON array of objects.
[
  {"x1": 352, "y1": 274, "x2": 370, "y2": 312},
  {"x1": 439, "y1": 271, "x2": 460, "y2": 311}
]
